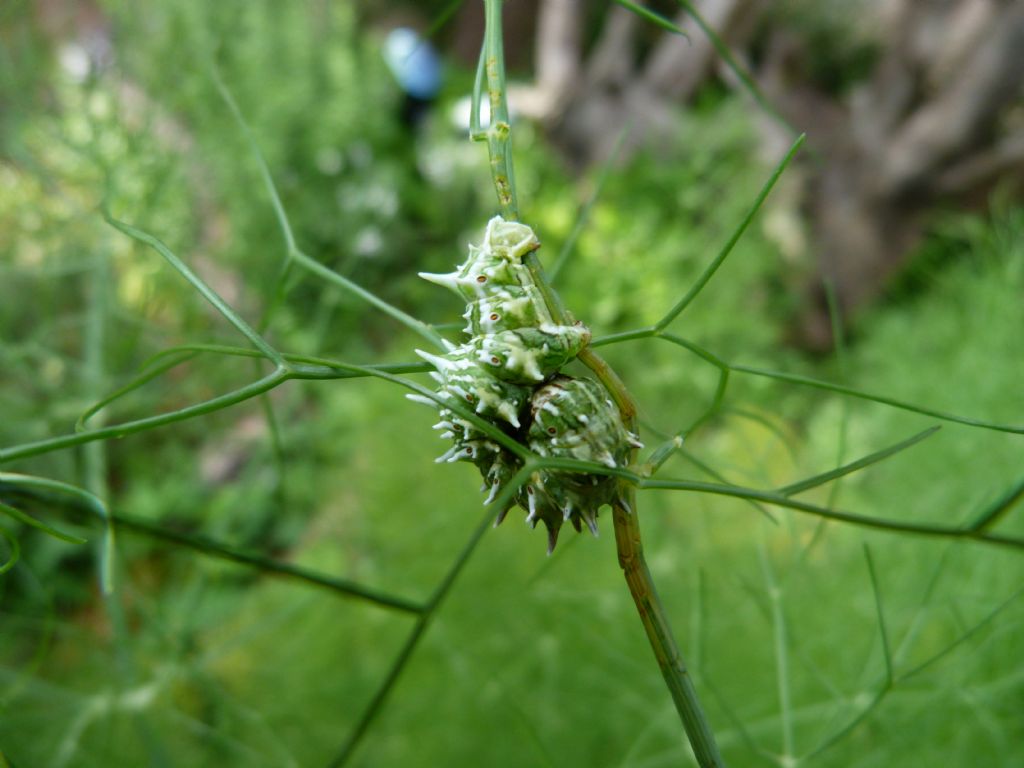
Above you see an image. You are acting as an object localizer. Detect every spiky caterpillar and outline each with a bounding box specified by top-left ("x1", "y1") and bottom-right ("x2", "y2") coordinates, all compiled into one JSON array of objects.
[{"x1": 410, "y1": 217, "x2": 641, "y2": 552}]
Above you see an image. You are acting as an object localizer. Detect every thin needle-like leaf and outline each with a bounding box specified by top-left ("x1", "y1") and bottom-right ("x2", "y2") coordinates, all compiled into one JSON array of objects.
[
  {"x1": 328, "y1": 469, "x2": 529, "y2": 767},
  {"x1": 732, "y1": 364, "x2": 1024, "y2": 435},
  {"x1": 102, "y1": 210, "x2": 286, "y2": 367},
  {"x1": 76, "y1": 345, "x2": 429, "y2": 431},
  {"x1": 210, "y1": 65, "x2": 447, "y2": 350},
  {"x1": 672, "y1": 0, "x2": 795, "y2": 133},
  {"x1": 824, "y1": 279, "x2": 851, "y2": 510},
  {"x1": 897, "y1": 586, "x2": 1024, "y2": 682},
  {"x1": 549, "y1": 127, "x2": 628, "y2": 282},
  {"x1": 110, "y1": 509, "x2": 423, "y2": 615},
  {"x1": 640, "y1": 478, "x2": 1024, "y2": 550},
  {"x1": 0, "y1": 524, "x2": 19, "y2": 575},
  {"x1": 677, "y1": 450, "x2": 776, "y2": 523},
  {"x1": 963, "y1": 474, "x2": 1024, "y2": 532},
  {"x1": 76, "y1": 351, "x2": 199, "y2": 432},
  {"x1": 0, "y1": 500, "x2": 86, "y2": 545},
  {"x1": 0, "y1": 370, "x2": 290, "y2": 465},
  {"x1": 777, "y1": 426, "x2": 941, "y2": 497},
  {"x1": 863, "y1": 545, "x2": 894, "y2": 686},
  {"x1": 595, "y1": 329, "x2": 1024, "y2": 436},
  {"x1": 758, "y1": 544, "x2": 794, "y2": 760},
  {"x1": 655, "y1": 134, "x2": 805, "y2": 330},
  {"x1": 210, "y1": 65, "x2": 296, "y2": 256},
  {"x1": 422, "y1": 0, "x2": 465, "y2": 41},
  {"x1": 289, "y1": 249, "x2": 447, "y2": 349},
  {"x1": 0, "y1": 475, "x2": 113, "y2": 593},
  {"x1": 614, "y1": 0, "x2": 689, "y2": 37}
]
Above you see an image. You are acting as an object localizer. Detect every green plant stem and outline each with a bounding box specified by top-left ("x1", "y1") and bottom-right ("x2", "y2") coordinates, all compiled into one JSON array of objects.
[
  {"x1": 473, "y1": 0, "x2": 518, "y2": 219},
  {"x1": 583, "y1": 347, "x2": 726, "y2": 766},
  {"x1": 613, "y1": 489, "x2": 726, "y2": 767},
  {"x1": 472, "y1": 2, "x2": 726, "y2": 761},
  {"x1": 83, "y1": 256, "x2": 116, "y2": 593},
  {"x1": 108, "y1": 509, "x2": 423, "y2": 614},
  {"x1": 328, "y1": 470, "x2": 531, "y2": 767}
]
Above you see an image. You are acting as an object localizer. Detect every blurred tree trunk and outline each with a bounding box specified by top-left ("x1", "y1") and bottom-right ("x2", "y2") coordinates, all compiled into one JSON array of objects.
[
  {"x1": 521, "y1": 0, "x2": 1024, "y2": 348},
  {"x1": 764, "y1": 0, "x2": 1024, "y2": 347}
]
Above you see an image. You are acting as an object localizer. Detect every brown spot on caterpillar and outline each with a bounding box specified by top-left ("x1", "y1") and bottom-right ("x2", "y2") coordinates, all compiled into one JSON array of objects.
[
  {"x1": 490, "y1": 356, "x2": 501, "y2": 365},
  {"x1": 489, "y1": 313, "x2": 500, "y2": 321},
  {"x1": 547, "y1": 427, "x2": 557, "y2": 435},
  {"x1": 476, "y1": 275, "x2": 487, "y2": 283}
]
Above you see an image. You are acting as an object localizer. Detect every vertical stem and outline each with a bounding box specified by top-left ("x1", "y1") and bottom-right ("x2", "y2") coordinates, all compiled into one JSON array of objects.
[
  {"x1": 759, "y1": 544, "x2": 794, "y2": 761},
  {"x1": 82, "y1": 257, "x2": 115, "y2": 594},
  {"x1": 613, "y1": 491, "x2": 726, "y2": 767},
  {"x1": 476, "y1": 0, "x2": 519, "y2": 220},
  {"x1": 83, "y1": 254, "x2": 167, "y2": 762},
  {"x1": 473, "y1": 2, "x2": 726, "y2": 764}
]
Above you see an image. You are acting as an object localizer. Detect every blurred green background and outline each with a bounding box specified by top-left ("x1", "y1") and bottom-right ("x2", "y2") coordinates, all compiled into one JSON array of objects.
[{"x1": 1, "y1": 1, "x2": 1022, "y2": 766}]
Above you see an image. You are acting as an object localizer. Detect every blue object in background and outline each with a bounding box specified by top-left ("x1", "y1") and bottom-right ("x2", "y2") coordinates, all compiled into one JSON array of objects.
[{"x1": 384, "y1": 27, "x2": 443, "y2": 101}]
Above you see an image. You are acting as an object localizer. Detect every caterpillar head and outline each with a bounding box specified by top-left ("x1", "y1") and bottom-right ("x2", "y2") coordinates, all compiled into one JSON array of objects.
[{"x1": 418, "y1": 216, "x2": 540, "y2": 303}]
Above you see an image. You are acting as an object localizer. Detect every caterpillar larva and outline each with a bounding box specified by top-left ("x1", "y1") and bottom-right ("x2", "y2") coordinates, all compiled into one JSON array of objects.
[{"x1": 409, "y1": 217, "x2": 641, "y2": 553}]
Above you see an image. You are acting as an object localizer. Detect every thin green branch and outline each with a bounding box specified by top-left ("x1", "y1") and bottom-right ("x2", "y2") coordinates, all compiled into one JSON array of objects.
[
  {"x1": 473, "y1": 0, "x2": 519, "y2": 218},
  {"x1": 0, "y1": 525, "x2": 19, "y2": 575},
  {"x1": 110, "y1": 509, "x2": 423, "y2": 615},
  {"x1": 776, "y1": 426, "x2": 941, "y2": 497},
  {"x1": 76, "y1": 344, "x2": 427, "y2": 432},
  {"x1": 654, "y1": 135, "x2": 805, "y2": 331},
  {"x1": 589, "y1": 327, "x2": 658, "y2": 348},
  {"x1": 9, "y1": 345, "x2": 536, "y2": 477},
  {"x1": 211, "y1": 65, "x2": 296, "y2": 256},
  {"x1": 329, "y1": 467, "x2": 532, "y2": 767},
  {"x1": 592, "y1": 328, "x2": 1024, "y2": 436},
  {"x1": 613, "y1": 487, "x2": 727, "y2": 767},
  {"x1": 863, "y1": 545, "x2": 894, "y2": 686},
  {"x1": 964, "y1": 474, "x2": 1024, "y2": 532},
  {"x1": 614, "y1": 0, "x2": 689, "y2": 37},
  {"x1": 758, "y1": 545, "x2": 794, "y2": 761},
  {"x1": 211, "y1": 64, "x2": 447, "y2": 350},
  {"x1": 640, "y1": 478, "x2": 1024, "y2": 550},
  {"x1": 82, "y1": 256, "x2": 117, "y2": 595},
  {"x1": 135, "y1": 343, "x2": 430, "y2": 374},
  {"x1": 549, "y1": 128, "x2": 628, "y2": 282},
  {"x1": 0, "y1": 499, "x2": 86, "y2": 545},
  {"x1": 290, "y1": 248, "x2": 447, "y2": 349},
  {"x1": 732, "y1": 365, "x2": 1024, "y2": 435},
  {"x1": 102, "y1": 209, "x2": 285, "y2": 367},
  {"x1": 1, "y1": 369, "x2": 290, "y2": 465},
  {"x1": 671, "y1": 0, "x2": 794, "y2": 133}
]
